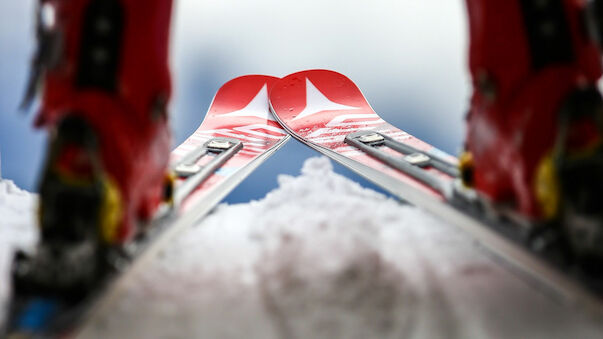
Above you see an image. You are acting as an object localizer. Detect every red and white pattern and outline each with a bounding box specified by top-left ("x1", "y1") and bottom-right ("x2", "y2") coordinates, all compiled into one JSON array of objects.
[
  {"x1": 269, "y1": 69, "x2": 456, "y2": 200},
  {"x1": 171, "y1": 75, "x2": 288, "y2": 211}
]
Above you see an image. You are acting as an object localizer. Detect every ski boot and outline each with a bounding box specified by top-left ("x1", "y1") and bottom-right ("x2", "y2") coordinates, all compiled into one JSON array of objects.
[
  {"x1": 14, "y1": 0, "x2": 174, "y2": 292},
  {"x1": 461, "y1": 0, "x2": 603, "y2": 267}
]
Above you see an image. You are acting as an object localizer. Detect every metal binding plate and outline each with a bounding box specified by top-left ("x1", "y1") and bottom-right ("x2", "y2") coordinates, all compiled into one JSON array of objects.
[
  {"x1": 404, "y1": 153, "x2": 431, "y2": 167},
  {"x1": 171, "y1": 137, "x2": 243, "y2": 206},
  {"x1": 345, "y1": 130, "x2": 458, "y2": 197}
]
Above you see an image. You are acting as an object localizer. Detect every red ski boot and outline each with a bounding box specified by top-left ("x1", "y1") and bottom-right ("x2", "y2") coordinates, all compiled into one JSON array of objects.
[
  {"x1": 16, "y1": 0, "x2": 173, "y2": 290},
  {"x1": 462, "y1": 0, "x2": 603, "y2": 263}
]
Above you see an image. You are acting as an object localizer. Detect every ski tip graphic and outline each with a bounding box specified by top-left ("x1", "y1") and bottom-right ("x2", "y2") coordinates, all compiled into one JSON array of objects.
[
  {"x1": 209, "y1": 75, "x2": 280, "y2": 122},
  {"x1": 222, "y1": 83, "x2": 275, "y2": 122},
  {"x1": 269, "y1": 69, "x2": 372, "y2": 126},
  {"x1": 292, "y1": 77, "x2": 361, "y2": 121}
]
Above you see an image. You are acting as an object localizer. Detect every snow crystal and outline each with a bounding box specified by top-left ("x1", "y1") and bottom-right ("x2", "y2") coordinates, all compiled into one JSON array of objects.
[{"x1": 80, "y1": 157, "x2": 603, "y2": 339}]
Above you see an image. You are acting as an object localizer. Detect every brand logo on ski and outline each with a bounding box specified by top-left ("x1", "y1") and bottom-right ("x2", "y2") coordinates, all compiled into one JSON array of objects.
[
  {"x1": 293, "y1": 78, "x2": 361, "y2": 120},
  {"x1": 222, "y1": 84, "x2": 276, "y2": 121}
]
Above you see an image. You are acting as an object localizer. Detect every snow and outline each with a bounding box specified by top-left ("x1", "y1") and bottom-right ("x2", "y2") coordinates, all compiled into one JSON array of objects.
[
  {"x1": 0, "y1": 179, "x2": 38, "y2": 325},
  {"x1": 1, "y1": 158, "x2": 603, "y2": 338}
]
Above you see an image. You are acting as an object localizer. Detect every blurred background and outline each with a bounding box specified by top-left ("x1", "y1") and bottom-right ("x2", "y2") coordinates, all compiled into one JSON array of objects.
[{"x1": 0, "y1": 0, "x2": 470, "y2": 203}]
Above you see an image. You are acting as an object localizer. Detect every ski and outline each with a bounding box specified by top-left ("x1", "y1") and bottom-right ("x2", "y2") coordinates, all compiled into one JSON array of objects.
[
  {"x1": 269, "y1": 69, "x2": 603, "y2": 316},
  {"x1": 3, "y1": 74, "x2": 289, "y2": 338}
]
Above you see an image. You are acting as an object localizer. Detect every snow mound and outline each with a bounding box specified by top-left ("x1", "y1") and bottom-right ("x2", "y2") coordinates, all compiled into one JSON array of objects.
[
  {"x1": 252, "y1": 157, "x2": 407, "y2": 337},
  {"x1": 87, "y1": 157, "x2": 603, "y2": 339}
]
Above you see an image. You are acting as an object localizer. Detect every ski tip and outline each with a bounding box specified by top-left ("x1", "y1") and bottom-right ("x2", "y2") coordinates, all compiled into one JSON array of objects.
[
  {"x1": 222, "y1": 74, "x2": 280, "y2": 85},
  {"x1": 269, "y1": 68, "x2": 372, "y2": 129},
  {"x1": 279, "y1": 69, "x2": 351, "y2": 80}
]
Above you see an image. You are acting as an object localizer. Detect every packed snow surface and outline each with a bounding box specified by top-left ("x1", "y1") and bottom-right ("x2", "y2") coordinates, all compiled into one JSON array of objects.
[{"x1": 2, "y1": 158, "x2": 603, "y2": 338}]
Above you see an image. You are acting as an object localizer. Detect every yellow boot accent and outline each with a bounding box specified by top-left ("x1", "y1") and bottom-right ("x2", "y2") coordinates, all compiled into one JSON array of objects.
[
  {"x1": 99, "y1": 176, "x2": 123, "y2": 244},
  {"x1": 534, "y1": 154, "x2": 560, "y2": 220},
  {"x1": 163, "y1": 171, "x2": 176, "y2": 206},
  {"x1": 459, "y1": 151, "x2": 475, "y2": 187}
]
